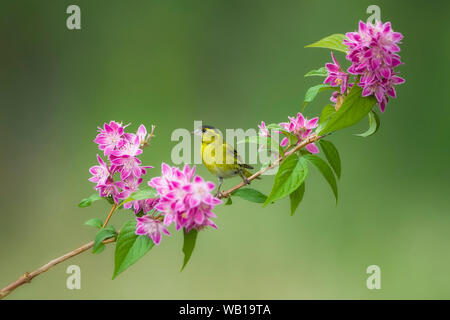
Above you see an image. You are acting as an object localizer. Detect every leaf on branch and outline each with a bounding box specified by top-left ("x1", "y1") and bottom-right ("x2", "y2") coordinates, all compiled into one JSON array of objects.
[
  {"x1": 84, "y1": 218, "x2": 103, "y2": 229},
  {"x1": 318, "y1": 140, "x2": 341, "y2": 179},
  {"x1": 113, "y1": 219, "x2": 154, "y2": 279},
  {"x1": 318, "y1": 105, "x2": 336, "y2": 124},
  {"x1": 354, "y1": 110, "x2": 380, "y2": 137},
  {"x1": 289, "y1": 183, "x2": 305, "y2": 216},
  {"x1": 232, "y1": 188, "x2": 268, "y2": 203},
  {"x1": 224, "y1": 197, "x2": 233, "y2": 205},
  {"x1": 284, "y1": 131, "x2": 300, "y2": 147},
  {"x1": 123, "y1": 187, "x2": 158, "y2": 205},
  {"x1": 78, "y1": 193, "x2": 102, "y2": 208},
  {"x1": 318, "y1": 85, "x2": 377, "y2": 135},
  {"x1": 304, "y1": 67, "x2": 328, "y2": 77},
  {"x1": 316, "y1": 105, "x2": 337, "y2": 134},
  {"x1": 303, "y1": 84, "x2": 334, "y2": 109},
  {"x1": 181, "y1": 229, "x2": 198, "y2": 271},
  {"x1": 93, "y1": 226, "x2": 116, "y2": 254},
  {"x1": 264, "y1": 154, "x2": 308, "y2": 206},
  {"x1": 305, "y1": 33, "x2": 348, "y2": 53},
  {"x1": 266, "y1": 123, "x2": 284, "y2": 131},
  {"x1": 303, "y1": 154, "x2": 338, "y2": 203}
]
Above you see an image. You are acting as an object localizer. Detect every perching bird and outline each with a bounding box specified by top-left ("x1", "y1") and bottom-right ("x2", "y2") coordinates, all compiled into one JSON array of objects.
[{"x1": 193, "y1": 125, "x2": 255, "y2": 197}]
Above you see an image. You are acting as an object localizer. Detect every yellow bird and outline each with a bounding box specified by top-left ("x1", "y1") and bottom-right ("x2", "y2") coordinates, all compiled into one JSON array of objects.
[{"x1": 193, "y1": 125, "x2": 255, "y2": 196}]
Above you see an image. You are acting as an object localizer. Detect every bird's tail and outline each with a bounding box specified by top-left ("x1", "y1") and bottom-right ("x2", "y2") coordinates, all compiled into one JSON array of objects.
[{"x1": 242, "y1": 167, "x2": 262, "y2": 180}]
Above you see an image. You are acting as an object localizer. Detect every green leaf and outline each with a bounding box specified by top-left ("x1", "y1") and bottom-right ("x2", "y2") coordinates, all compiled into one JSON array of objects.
[
  {"x1": 232, "y1": 188, "x2": 268, "y2": 203},
  {"x1": 93, "y1": 243, "x2": 106, "y2": 254},
  {"x1": 93, "y1": 226, "x2": 116, "y2": 254},
  {"x1": 355, "y1": 110, "x2": 380, "y2": 137},
  {"x1": 122, "y1": 187, "x2": 158, "y2": 205},
  {"x1": 316, "y1": 105, "x2": 337, "y2": 134},
  {"x1": 303, "y1": 154, "x2": 338, "y2": 203},
  {"x1": 181, "y1": 229, "x2": 198, "y2": 271},
  {"x1": 264, "y1": 154, "x2": 308, "y2": 206},
  {"x1": 224, "y1": 197, "x2": 232, "y2": 205},
  {"x1": 304, "y1": 67, "x2": 328, "y2": 77},
  {"x1": 84, "y1": 218, "x2": 103, "y2": 229},
  {"x1": 78, "y1": 193, "x2": 102, "y2": 208},
  {"x1": 303, "y1": 84, "x2": 334, "y2": 108},
  {"x1": 318, "y1": 85, "x2": 377, "y2": 135},
  {"x1": 289, "y1": 183, "x2": 305, "y2": 216},
  {"x1": 305, "y1": 33, "x2": 348, "y2": 53},
  {"x1": 113, "y1": 219, "x2": 154, "y2": 279},
  {"x1": 266, "y1": 123, "x2": 284, "y2": 131},
  {"x1": 283, "y1": 131, "x2": 300, "y2": 146},
  {"x1": 319, "y1": 105, "x2": 336, "y2": 124},
  {"x1": 319, "y1": 140, "x2": 341, "y2": 179}
]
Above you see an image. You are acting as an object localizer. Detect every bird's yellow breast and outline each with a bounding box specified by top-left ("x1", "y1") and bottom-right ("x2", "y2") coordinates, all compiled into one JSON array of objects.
[{"x1": 201, "y1": 143, "x2": 240, "y2": 179}]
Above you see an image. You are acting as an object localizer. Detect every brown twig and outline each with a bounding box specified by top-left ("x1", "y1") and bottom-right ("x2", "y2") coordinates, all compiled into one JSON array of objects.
[
  {"x1": 102, "y1": 203, "x2": 117, "y2": 228},
  {"x1": 219, "y1": 133, "x2": 326, "y2": 198},
  {"x1": 1, "y1": 201, "x2": 119, "y2": 299},
  {"x1": 0, "y1": 237, "x2": 116, "y2": 299}
]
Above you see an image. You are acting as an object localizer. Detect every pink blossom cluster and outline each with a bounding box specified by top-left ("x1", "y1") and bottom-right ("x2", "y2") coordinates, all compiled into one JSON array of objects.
[
  {"x1": 280, "y1": 113, "x2": 319, "y2": 153},
  {"x1": 148, "y1": 163, "x2": 221, "y2": 233},
  {"x1": 136, "y1": 215, "x2": 170, "y2": 246},
  {"x1": 258, "y1": 112, "x2": 319, "y2": 154},
  {"x1": 89, "y1": 121, "x2": 152, "y2": 204},
  {"x1": 123, "y1": 198, "x2": 159, "y2": 215},
  {"x1": 325, "y1": 20, "x2": 405, "y2": 112},
  {"x1": 324, "y1": 52, "x2": 349, "y2": 95}
]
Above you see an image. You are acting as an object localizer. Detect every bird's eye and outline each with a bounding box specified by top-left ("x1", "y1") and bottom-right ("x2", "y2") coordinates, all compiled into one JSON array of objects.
[{"x1": 202, "y1": 129, "x2": 206, "y2": 133}]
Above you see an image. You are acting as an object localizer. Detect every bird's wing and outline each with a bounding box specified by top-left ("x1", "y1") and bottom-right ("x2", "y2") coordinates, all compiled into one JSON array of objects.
[
  {"x1": 223, "y1": 143, "x2": 253, "y2": 169},
  {"x1": 221, "y1": 142, "x2": 239, "y2": 165}
]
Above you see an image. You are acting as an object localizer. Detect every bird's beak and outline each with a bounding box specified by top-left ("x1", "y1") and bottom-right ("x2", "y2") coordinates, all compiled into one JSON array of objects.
[{"x1": 192, "y1": 128, "x2": 202, "y2": 135}]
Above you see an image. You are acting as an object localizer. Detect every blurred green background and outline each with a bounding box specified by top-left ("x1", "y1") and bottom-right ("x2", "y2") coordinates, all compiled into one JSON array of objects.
[{"x1": 1, "y1": 0, "x2": 449, "y2": 299}]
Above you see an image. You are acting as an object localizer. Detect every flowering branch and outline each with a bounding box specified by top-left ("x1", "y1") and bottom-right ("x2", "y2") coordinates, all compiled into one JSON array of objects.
[
  {"x1": 0, "y1": 19, "x2": 405, "y2": 299},
  {"x1": 0, "y1": 134, "x2": 324, "y2": 299}
]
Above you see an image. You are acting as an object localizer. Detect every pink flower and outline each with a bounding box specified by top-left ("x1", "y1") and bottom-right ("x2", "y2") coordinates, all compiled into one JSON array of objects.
[
  {"x1": 280, "y1": 112, "x2": 319, "y2": 153},
  {"x1": 149, "y1": 163, "x2": 221, "y2": 232},
  {"x1": 116, "y1": 176, "x2": 143, "y2": 200},
  {"x1": 184, "y1": 203, "x2": 218, "y2": 233},
  {"x1": 111, "y1": 155, "x2": 144, "y2": 181},
  {"x1": 110, "y1": 135, "x2": 151, "y2": 180},
  {"x1": 124, "y1": 198, "x2": 159, "y2": 215},
  {"x1": 136, "y1": 124, "x2": 147, "y2": 145},
  {"x1": 96, "y1": 178, "x2": 120, "y2": 203},
  {"x1": 184, "y1": 176, "x2": 216, "y2": 207},
  {"x1": 89, "y1": 122, "x2": 154, "y2": 204},
  {"x1": 94, "y1": 121, "x2": 126, "y2": 156},
  {"x1": 136, "y1": 215, "x2": 170, "y2": 245},
  {"x1": 258, "y1": 121, "x2": 270, "y2": 137},
  {"x1": 88, "y1": 155, "x2": 110, "y2": 186},
  {"x1": 324, "y1": 52, "x2": 349, "y2": 94},
  {"x1": 344, "y1": 21, "x2": 405, "y2": 112}
]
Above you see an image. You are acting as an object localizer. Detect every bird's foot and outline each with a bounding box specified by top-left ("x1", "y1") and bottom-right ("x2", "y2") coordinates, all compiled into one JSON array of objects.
[{"x1": 243, "y1": 177, "x2": 251, "y2": 185}]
